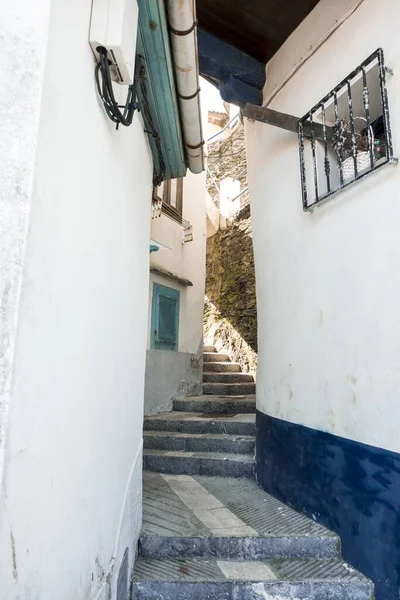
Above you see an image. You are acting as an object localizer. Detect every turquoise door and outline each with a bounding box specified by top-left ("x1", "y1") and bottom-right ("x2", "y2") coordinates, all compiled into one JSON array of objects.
[{"x1": 151, "y1": 283, "x2": 180, "y2": 351}]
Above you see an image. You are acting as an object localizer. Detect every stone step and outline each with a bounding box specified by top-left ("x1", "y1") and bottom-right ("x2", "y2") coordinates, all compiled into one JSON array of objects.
[
  {"x1": 203, "y1": 352, "x2": 230, "y2": 363},
  {"x1": 203, "y1": 361, "x2": 242, "y2": 373},
  {"x1": 203, "y1": 372, "x2": 254, "y2": 383},
  {"x1": 132, "y1": 557, "x2": 373, "y2": 600},
  {"x1": 143, "y1": 431, "x2": 255, "y2": 454},
  {"x1": 203, "y1": 382, "x2": 257, "y2": 396},
  {"x1": 141, "y1": 473, "x2": 340, "y2": 561},
  {"x1": 143, "y1": 411, "x2": 256, "y2": 436},
  {"x1": 143, "y1": 450, "x2": 254, "y2": 478},
  {"x1": 203, "y1": 345, "x2": 216, "y2": 353},
  {"x1": 173, "y1": 395, "x2": 256, "y2": 414}
]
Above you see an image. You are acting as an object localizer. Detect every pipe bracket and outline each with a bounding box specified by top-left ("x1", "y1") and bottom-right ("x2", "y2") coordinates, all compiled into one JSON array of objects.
[
  {"x1": 169, "y1": 20, "x2": 197, "y2": 36},
  {"x1": 178, "y1": 87, "x2": 201, "y2": 101}
]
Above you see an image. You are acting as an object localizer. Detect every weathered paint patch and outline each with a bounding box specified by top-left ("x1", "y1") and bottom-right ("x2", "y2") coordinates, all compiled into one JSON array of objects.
[
  {"x1": 256, "y1": 409, "x2": 400, "y2": 600},
  {"x1": 10, "y1": 529, "x2": 18, "y2": 583},
  {"x1": 217, "y1": 561, "x2": 277, "y2": 581}
]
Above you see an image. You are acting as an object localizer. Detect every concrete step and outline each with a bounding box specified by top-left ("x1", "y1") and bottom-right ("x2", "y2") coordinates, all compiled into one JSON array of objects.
[
  {"x1": 143, "y1": 431, "x2": 255, "y2": 454},
  {"x1": 132, "y1": 557, "x2": 373, "y2": 600},
  {"x1": 173, "y1": 395, "x2": 256, "y2": 414},
  {"x1": 203, "y1": 345, "x2": 216, "y2": 353},
  {"x1": 203, "y1": 372, "x2": 254, "y2": 383},
  {"x1": 203, "y1": 382, "x2": 257, "y2": 396},
  {"x1": 143, "y1": 450, "x2": 254, "y2": 478},
  {"x1": 143, "y1": 411, "x2": 256, "y2": 436},
  {"x1": 140, "y1": 473, "x2": 340, "y2": 561},
  {"x1": 203, "y1": 361, "x2": 242, "y2": 373},
  {"x1": 203, "y1": 352, "x2": 230, "y2": 363}
]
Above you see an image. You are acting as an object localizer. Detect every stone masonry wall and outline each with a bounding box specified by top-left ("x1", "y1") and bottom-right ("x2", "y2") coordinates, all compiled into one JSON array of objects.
[{"x1": 205, "y1": 120, "x2": 257, "y2": 374}]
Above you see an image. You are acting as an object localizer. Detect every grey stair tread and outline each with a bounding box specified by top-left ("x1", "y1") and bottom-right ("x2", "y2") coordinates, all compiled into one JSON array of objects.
[
  {"x1": 133, "y1": 556, "x2": 370, "y2": 583},
  {"x1": 143, "y1": 412, "x2": 256, "y2": 435},
  {"x1": 179, "y1": 395, "x2": 256, "y2": 402},
  {"x1": 204, "y1": 352, "x2": 230, "y2": 362},
  {"x1": 203, "y1": 372, "x2": 255, "y2": 383},
  {"x1": 142, "y1": 473, "x2": 336, "y2": 541},
  {"x1": 144, "y1": 411, "x2": 256, "y2": 423},
  {"x1": 203, "y1": 382, "x2": 256, "y2": 393},
  {"x1": 143, "y1": 431, "x2": 255, "y2": 454},
  {"x1": 173, "y1": 396, "x2": 256, "y2": 414},
  {"x1": 143, "y1": 451, "x2": 254, "y2": 478},
  {"x1": 203, "y1": 361, "x2": 242, "y2": 372},
  {"x1": 144, "y1": 449, "x2": 254, "y2": 462},
  {"x1": 203, "y1": 345, "x2": 216, "y2": 353},
  {"x1": 144, "y1": 431, "x2": 255, "y2": 441},
  {"x1": 144, "y1": 431, "x2": 255, "y2": 442},
  {"x1": 175, "y1": 395, "x2": 256, "y2": 407}
]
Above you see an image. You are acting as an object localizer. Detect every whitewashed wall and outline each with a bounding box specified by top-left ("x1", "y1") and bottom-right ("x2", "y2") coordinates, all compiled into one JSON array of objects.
[
  {"x1": 0, "y1": 0, "x2": 52, "y2": 502},
  {"x1": 145, "y1": 170, "x2": 206, "y2": 413},
  {"x1": 149, "y1": 170, "x2": 206, "y2": 354},
  {"x1": 246, "y1": 0, "x2": 400, "y2": 453},
  {"x1": 0, "y1": 0, "x2": 153, "y2": 598}
]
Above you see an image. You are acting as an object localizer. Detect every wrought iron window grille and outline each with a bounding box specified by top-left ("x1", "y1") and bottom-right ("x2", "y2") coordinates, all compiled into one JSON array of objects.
[{"x1": 298, "y1": 49, "x2": 397, "y2": 211}]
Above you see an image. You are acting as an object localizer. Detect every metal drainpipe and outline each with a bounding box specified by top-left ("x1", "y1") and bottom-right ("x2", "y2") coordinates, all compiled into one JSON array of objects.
[{"x1": 166, "y1": 0, "x2": 205, "y2": 174}]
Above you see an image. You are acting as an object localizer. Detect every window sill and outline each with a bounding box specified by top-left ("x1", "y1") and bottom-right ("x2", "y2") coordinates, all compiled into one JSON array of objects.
[
  {"x1": 162, "y1": 203, "x2": 183, "y2": 225},
  {"x1": 150, "y1": 265, "x2": 193, "y2": 287}
]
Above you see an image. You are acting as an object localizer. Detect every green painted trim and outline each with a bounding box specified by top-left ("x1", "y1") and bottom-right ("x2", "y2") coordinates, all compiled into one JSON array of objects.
[
  {"x1": 151, "y1": 282, "x2": 180, "y2": 351},
  {"x1": 136, "y1": 0, "x2": 186, "y2": 183}
]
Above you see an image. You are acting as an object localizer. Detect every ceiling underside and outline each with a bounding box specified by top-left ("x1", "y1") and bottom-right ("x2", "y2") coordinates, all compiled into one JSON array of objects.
[{"x1": 196, "y1": 0, "x2": 320, "y2": 64}]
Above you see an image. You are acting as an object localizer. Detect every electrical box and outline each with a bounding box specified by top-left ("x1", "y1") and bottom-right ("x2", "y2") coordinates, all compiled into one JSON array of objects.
[{"x1": 89, "y1": 0, "x2": 138, "y2": 85}]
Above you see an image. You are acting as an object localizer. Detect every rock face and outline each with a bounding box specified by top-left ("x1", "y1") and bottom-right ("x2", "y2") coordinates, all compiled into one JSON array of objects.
[
  {"x1": 205, "y1": 121, "x2": 257, "y2": 374},
  {"x1": 207, "y1": 122, "x2": 249, "y2": 210}
]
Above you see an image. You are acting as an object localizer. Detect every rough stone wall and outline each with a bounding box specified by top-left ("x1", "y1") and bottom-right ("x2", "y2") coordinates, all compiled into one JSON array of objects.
[
  {"x1": 205, "y1": 121, "x2": 257, "y2": 374},
  {"x1": 207, "y1": 122, "x2": 249, "y2": 210}
]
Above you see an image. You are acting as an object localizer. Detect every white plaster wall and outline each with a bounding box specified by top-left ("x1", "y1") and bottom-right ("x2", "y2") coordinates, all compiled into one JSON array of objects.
[
  {"x1": 0, "y1": 0, "x2": 51, "y2": 501},
  {"x1": 246, "y1": 0, "x2": 400, "y2": 453},
  {"x1": 149, "y1": 169, "x2": 207, "y2": 355},
  {"x1": 0, "y1": 0, "x2": 153, "y2": 597}
]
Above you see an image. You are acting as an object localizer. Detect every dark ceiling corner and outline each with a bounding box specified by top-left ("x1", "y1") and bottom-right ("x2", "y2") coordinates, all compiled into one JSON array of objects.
[
  {"x1": 196, "y1": 0, "x2": 320, "y2": 107},
  {"x1": 196, "y1": 0, "x2": 321, "y2": 64}
]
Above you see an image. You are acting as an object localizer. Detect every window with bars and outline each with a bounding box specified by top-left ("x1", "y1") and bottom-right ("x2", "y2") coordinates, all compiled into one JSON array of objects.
[{"x1": 298, "y1": 49, "x2": 396, "y2": 211}]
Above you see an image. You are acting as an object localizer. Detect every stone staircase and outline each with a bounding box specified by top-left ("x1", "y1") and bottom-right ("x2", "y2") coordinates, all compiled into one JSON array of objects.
[
  {"x1": 203, "y1": 344, "x2": 256, "y2": 396},
  {"x1": 134, "y1": 346, "x2": 373, "y2": 599}
]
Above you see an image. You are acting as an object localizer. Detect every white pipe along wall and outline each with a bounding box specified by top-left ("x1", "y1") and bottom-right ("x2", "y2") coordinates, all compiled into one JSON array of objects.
[{"x1": 167, "y1": 0, "x2": 204, "y2": 174}]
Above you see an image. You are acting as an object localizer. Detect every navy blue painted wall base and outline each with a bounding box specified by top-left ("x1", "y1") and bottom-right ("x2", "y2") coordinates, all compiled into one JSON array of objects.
[{"x1": 256, "y1": 410, "x2": 400, "y2": 600}]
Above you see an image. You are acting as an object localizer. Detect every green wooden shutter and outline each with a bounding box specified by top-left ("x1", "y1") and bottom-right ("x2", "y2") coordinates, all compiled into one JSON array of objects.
[{"x1": 151, "y1": 283, "x2": 180, "y2": 351}]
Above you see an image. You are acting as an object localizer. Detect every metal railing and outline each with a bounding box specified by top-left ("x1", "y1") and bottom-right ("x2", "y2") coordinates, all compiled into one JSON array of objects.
[{"x1": 298, "y1": 49, "x2": 396, "y2": 211}]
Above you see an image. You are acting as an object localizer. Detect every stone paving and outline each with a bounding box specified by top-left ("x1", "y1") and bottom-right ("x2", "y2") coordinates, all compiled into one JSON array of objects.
[{"x1": 132, "y1": 346, "x2": 373, "y2": 599}]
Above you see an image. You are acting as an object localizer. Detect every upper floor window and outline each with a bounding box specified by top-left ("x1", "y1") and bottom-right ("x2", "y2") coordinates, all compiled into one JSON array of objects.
[
  {"x1": 163, "y1": 178, "x2": 183, "y2": 215},
  {"x1": 153, "y1": 178, "x2": 183, "y2": 223}
]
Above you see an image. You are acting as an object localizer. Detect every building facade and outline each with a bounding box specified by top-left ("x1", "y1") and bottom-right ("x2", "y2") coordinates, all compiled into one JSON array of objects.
[
  {"x1": 0, "y1": 0, "x2": 203, "y2": 598},
  {"x1": 245, "y1": 1, "x2": 400, "y2": 598},
  {"x1": 144, "y1": 169, "x2": 206, "y2": 415}
]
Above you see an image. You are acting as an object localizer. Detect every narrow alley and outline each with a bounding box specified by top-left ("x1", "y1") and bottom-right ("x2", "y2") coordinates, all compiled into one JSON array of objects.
[{"x1": 2, "y1": 0, "x2": 400, "y2": 599}]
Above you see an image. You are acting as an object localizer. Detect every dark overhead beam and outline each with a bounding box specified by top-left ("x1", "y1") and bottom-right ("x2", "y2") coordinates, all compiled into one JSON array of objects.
[
  {"x1": 244, "y1": 104, "x2": 334, "y2": 143},
  {"x1": 198, "y1": 29, "x2": 265, "y2": 107},
  {"x1": 219, "y1": 76, "x2": 262, "y2": 108}
]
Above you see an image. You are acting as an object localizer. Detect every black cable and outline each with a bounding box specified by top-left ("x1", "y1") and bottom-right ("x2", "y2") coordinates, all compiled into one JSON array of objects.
[
  {"x1": 135, "y1": 55, "x2": 166, "y2": 184},
  {"x1": 94, "y1": 46, "x2": 139, "y2": 129}
]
